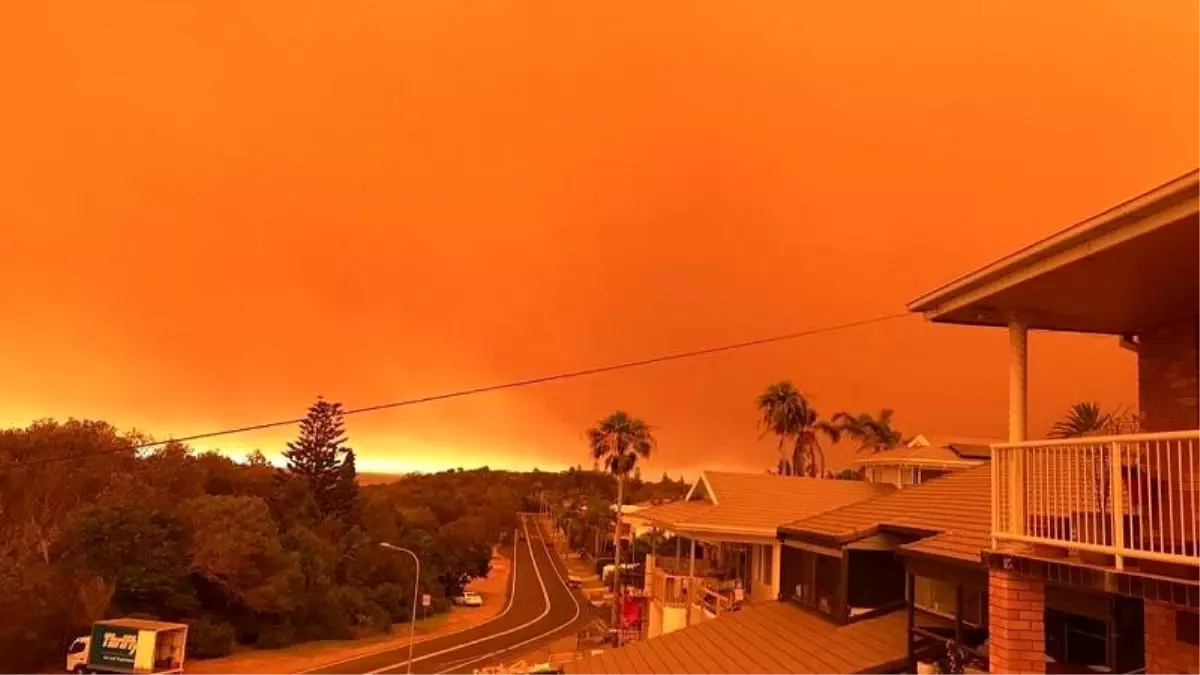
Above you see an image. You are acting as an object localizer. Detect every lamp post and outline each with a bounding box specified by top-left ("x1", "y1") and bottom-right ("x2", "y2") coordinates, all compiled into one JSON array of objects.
[{"x1": 379, "y1": 542, "x2": 420, "y2": 674}]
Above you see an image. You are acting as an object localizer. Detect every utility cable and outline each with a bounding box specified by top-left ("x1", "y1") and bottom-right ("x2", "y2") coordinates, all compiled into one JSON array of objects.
[{"x1": 2, "y1": 311, "x2": 912, "y2": 468}]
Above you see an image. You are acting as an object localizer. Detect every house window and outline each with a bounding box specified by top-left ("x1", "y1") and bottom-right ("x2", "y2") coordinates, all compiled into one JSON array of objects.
[
  {"x1": 782, "y1": 547, "x2": 842, "y2": 617},
  {"x1": 913, "y1": 576, "x2": 983, "y2": 626},
  {"x1": 921, "y1": 469, "x2": 950, "y2": 484},
  {"x1": 760, "y1": 544, "x2": 773, "y2": 582}
]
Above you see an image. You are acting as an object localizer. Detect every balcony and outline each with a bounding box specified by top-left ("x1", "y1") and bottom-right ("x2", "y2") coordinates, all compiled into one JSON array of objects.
[
  {"x1": 648, "y1": 561, "x2": 737, "y2": 614},
  {"x1": 992, "y1": 431, "x2": 1200, "y2": 573}
]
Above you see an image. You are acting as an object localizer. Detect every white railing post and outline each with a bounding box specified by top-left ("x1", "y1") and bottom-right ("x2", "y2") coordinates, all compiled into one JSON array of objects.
[
  {"x1": 991, "y1": 450, "x2": 999, "y2": 546},
  {"x1": 1108, "y1": 441, "x2": 1125, "y2": 570}
]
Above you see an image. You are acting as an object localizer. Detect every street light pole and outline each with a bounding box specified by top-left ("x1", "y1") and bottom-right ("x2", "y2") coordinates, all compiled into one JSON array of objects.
[{"x1": 379, "y1": 542, "x2": 420, "y2": 675}]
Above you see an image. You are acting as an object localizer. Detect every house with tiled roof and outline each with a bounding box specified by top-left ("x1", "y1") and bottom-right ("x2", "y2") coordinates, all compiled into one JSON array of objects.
[
  {"x1": 779, "y1": 466, "x2": 995, "y2": 670},
  {"x1": 632, "y1": 471, "x2": 891, "y2": 639},
  {"x1": 568, "y1": 468, "x2": 990, "y2": 674},
  {"x1": 855, "y1": 434, "x2": 995, "y2": 489}
]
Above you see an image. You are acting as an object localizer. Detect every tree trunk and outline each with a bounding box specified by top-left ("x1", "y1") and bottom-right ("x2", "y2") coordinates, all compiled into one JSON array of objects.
[{"x1": 612, "y1": 473, "x2": 624, "y2": 643}]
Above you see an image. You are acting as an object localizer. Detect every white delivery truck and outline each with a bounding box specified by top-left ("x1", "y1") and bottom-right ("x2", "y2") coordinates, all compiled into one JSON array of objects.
[{"x1": 66, "y1": 618, "x2": 188, "y2": 674}]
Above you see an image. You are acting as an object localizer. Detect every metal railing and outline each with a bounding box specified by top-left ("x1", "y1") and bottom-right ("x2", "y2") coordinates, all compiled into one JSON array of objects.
[{"x1": 992, "y1": 430, "x2": 1200, "y2": 569}]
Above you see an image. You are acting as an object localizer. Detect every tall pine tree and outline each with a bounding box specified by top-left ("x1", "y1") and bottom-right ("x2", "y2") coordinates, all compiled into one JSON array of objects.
[{"x1": 283, "y1": 397, "x2": 357, "y2": 518}]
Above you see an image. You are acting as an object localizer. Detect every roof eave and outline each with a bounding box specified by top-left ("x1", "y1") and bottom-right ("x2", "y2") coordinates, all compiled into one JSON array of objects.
[
  {"x1": 670, "y1": 523, "x2": 781, "y2": 539},
  {"x1": 853, "y1": 458, "x2": 984, "y2": 468},
  {"x1": 907, "y1": 169, "x2": 1200, "y2": 321}
]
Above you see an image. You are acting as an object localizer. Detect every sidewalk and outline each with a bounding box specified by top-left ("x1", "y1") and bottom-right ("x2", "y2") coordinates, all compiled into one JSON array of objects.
[{"x1": 188, "y1": 550, "x2": 511, "y2": 674}]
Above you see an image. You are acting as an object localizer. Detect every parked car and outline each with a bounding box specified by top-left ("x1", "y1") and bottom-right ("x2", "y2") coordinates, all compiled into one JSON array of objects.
[
  {"x1": 452, "y1": 592, "x2": 484, "y2": 607},
  {"x1": 566, "y1": 574, "x2": 583, "y2": 588}
]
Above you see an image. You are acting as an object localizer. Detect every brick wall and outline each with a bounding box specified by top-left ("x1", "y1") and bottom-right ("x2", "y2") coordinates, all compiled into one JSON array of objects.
[
  {"x1": 988, "y1": 569, "x2": 1046, "y2": 674},
  {"x1": 1139, "y1": 314, "x2": 1199, "y2": 432},
  {"x1": 1145, "y1": 601, "x2": 1200, "y2": 674}
]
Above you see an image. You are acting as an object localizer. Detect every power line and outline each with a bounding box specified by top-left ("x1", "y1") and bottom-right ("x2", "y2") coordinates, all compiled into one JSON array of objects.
[{"x1": 2, "y1": 311, "x2": 912, "y2": 469}]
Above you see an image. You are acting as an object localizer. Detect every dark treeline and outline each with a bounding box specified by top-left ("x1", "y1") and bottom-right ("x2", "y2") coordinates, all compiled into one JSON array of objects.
[{"x1": 0, "y1": 405, "x2": 686, "y2": 673}]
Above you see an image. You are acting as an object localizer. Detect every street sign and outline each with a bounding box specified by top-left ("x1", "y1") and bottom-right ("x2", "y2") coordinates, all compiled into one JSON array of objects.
[{"x1": 421, "y1": 593, "x2": 431, "y2": 607}]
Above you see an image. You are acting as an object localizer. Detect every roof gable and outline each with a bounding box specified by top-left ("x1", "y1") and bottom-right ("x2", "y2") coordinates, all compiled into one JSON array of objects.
[{"x1": 683, "y1": 471, "x2": 719, "y2": 505}]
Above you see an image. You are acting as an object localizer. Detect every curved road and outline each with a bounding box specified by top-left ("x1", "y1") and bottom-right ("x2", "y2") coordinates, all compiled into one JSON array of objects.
[{"x1": 308, "y1": 516, "x2": 589, "y2": 674}]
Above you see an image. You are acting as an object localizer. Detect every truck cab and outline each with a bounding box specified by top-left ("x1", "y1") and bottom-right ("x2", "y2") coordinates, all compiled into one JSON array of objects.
[{"x1": 66, "y1": 636, "x2": 90, "y2": 673}]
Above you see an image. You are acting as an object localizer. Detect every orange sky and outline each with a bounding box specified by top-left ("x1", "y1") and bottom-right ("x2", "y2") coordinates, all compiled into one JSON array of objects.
[{"x1": 1, "y1": 2, "x2": 1196, "y2": 477}]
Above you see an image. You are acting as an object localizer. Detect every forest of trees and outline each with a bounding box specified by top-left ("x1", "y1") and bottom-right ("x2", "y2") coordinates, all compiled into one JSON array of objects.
[{"x1": 0, "y1": 402, "x2": 685, "y2": 673}]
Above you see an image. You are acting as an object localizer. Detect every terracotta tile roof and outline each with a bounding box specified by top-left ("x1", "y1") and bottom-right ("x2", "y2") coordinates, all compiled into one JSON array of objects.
[
  {"x1": 566, "y1": 603, "x2": 909, "y2": 674},
  {"x1": 634, "y1": 471, "x2": 893, "y2": 537},
  {"x1": 781, "y1": 465, "x2": 992, "y2": 564},
  {"x1": 854, "y1": 444, "x2": 984, "y2": 467}
]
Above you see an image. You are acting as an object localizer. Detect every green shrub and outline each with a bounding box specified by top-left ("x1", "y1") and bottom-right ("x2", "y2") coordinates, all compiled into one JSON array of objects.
[
  {"x1": 186, "y1": 617, "x2": 235, "y2": 659},
  {"x1": 255, "y1": 622, "x2": 296, "y2": 650}
]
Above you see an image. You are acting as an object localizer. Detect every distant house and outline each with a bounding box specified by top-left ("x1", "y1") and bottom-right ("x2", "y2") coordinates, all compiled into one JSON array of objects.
[
  {"x1": 856, "y1": 434, "x2": 994, "y2": 488},
  {"x1": 613, "y1": 503, "x2": 655, "y2": 540}
]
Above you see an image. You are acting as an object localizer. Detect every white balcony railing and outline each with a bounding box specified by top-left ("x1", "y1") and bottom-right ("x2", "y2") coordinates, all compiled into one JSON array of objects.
[
  {"x1": 992, "y1": 430, "x2": 1200, "y2": 569},
  {"x1": 648, "y1": 565, "x2": 737, "y2": 615},
  {"x1": 649, "y1": 567, "x2": 716, "y2": 606}
]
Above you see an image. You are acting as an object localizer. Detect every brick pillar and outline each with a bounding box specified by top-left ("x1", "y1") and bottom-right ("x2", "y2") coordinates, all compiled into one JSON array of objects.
[
  {"x1": 1145, "y1": 601, "x2": 1200, "y2": 674},
  {"x1": 1137, "y1": 314, "x2": 1199, "y2": 433},
  {"x1": 1132, "y1": 314, "x2": 1200, "y2": 547},
  {"x1": 988, "y1": 568, "x2": 1046, "y2": 674}
]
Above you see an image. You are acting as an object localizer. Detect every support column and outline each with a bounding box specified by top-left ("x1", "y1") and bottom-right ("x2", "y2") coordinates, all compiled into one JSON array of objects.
[
  {"x1": 906, "y1": 572, "x2": 916, "y2": 673},
  {"x1": 1008, "y1": 317, "x2": 1029, "y2": 537},
  {"x1": 686, "y1": 539, "x2": 697, "y2": 627},
  {"x1": 1008, "y1": 317, "x2": 1029, "y2": 444},
  {"x1": 988, "y1": 568, "x2": 1045, "y2": 674},
  {"x1": 771, "y1": 543, "x2": 782, "y2": 600}
]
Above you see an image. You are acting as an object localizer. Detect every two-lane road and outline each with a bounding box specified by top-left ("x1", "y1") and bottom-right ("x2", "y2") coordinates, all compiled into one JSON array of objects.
[{"x1": 308, "y1": 515, "x2": 587, "y2": 674}]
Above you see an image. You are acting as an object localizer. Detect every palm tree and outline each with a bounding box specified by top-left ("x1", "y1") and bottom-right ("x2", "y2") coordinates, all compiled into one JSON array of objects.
[
  {"x1": 1048, "y1": 402, "x2": 1112, "y2": 438},
  {"x1": 755, "y1": 381, "x2": 840, "y2": 477},
  {"x1": 833, "y1": 409, "x2": 904, "y2": 453},
  {"x1": 1048, "y1": 402, "x2": 1145, "y2": 550},
  {"x1": 586, "y1": 410, "x2": 656, "y2": 640}
]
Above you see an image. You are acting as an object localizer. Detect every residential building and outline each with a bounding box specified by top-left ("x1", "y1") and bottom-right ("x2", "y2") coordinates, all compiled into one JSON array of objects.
[
  {"x1": 565, "y1": 170, "x2": 1197, "y2": 675},
  {"x1": 858, "y1": 434, "x2": 994, "y2": 488},
  {"x1": 632, "y1": 471, "x2": 892, "y2": 638},
  {"x1": 569, "y1": 458, "x2": 1171, "y2": 674},
  {"x1": 615, "y1": 503, "x2": 655, "y2": 540},
  {"x1": 567, "y1": 465, "x2": 994, "y2": 674},
  {"x1": 909, "y1": 169, "x2": 1199, "y2": 673}
]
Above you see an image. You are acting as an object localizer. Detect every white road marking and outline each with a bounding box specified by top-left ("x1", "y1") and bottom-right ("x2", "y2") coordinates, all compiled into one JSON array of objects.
[
  {"x1": 299, "y1": 526, "x2": 522, "y2": 675},
  {"x1": 366, "y1": 517, "x2": 552, "y2": 674},
  {"x1": 435, "y1": 517, "x2": 583, "y2": 674}
]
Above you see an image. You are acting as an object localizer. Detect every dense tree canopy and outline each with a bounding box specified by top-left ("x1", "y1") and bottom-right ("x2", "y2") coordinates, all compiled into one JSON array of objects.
[{"x1": 0, "y1": 412, "x2": 684, "y2": 673}]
